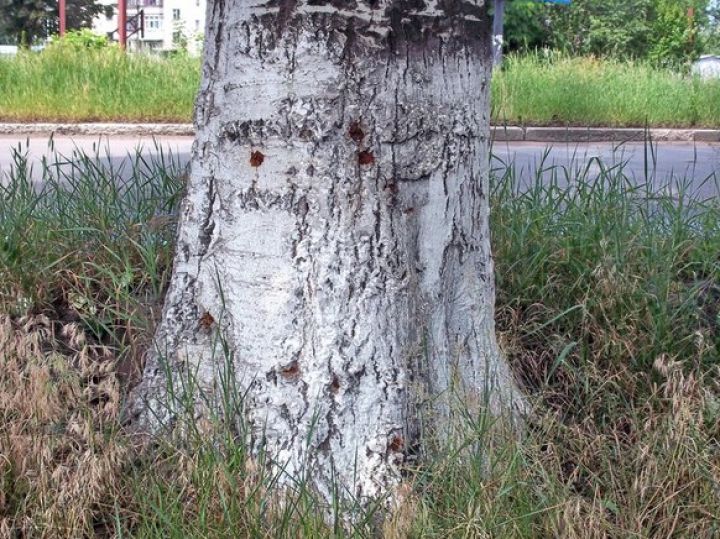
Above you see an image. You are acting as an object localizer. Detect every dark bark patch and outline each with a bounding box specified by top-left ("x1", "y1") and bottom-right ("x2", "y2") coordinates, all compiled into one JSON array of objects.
[
  {"x1": 265, "y1": 0, "x2": 299, "y2": 34},
  {"x1": 385, "y1": 0, "x2": 427, "y2": 44},
  {"x1": 221, "y1": 119, "x2": 268, "y2": 145},
  {"x1": 198, "y1": 177, "x2": 216, "y2": 254},
  {"x1": 308, "y1": 0, "x2": 358, "y2": 9},
  {"x1": 212, "y1": 0, "x2": 226, "y2": 71},
  {"x1": 437, "y1": 0, "x2": 486, "y2": 20},
  {"x1": 381, "y1": 0, "x2": 489, "y2": 53},
  {"x1": 330, "y1": 374, "x2": 341, "y2": 392},
  {"x1": 250, "y1": 150, "x2": 265, "y2": 167},
  {"x1": 358, "y1": 150, "x2": 375, "y2": 165},
  {"x1": 348, "y1": 121, "x2": 365, "y2": 144}
]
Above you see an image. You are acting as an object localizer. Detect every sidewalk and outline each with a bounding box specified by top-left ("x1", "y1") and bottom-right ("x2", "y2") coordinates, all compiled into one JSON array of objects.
[{"x1": 1, "y1": 123, "x2": 720, "y2": 143}]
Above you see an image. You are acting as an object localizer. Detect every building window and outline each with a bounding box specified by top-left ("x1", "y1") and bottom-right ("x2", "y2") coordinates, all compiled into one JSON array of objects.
[
  {"x1": 172, "y1": 8, "x2": 181, "y2": 20},
  {"x1": 146, "y1": 15, "x2": 162, "y2": 30}
]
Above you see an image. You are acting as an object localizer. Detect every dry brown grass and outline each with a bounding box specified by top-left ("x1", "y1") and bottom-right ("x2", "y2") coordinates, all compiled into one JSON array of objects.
[
  {"x1": 0, "y1": 314, "x2": 130, "y2": 538},
  {"x1": 540, "y1": 355, "x2": 720, "y2": 538}
]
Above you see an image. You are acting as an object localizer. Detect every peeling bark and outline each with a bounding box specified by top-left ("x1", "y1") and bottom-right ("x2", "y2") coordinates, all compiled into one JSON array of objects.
[{"x1": 127, "y1": 0, "x2": 525, "y2": 505}]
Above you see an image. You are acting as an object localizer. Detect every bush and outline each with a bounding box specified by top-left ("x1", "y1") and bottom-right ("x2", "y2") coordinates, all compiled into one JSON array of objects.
[{"x1": 48, "y1": 29, "x2": 111, "y2": 51}]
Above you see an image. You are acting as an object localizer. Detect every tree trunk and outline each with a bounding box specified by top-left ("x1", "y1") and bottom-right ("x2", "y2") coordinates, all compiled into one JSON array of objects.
[{"x1": 128, "y1": 0, "x2": 525, "y2": 505}]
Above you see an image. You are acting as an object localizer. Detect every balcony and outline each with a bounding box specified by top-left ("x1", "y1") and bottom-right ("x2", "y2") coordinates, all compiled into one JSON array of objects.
[{"x1": 128, "y1": 0, "x2": 163, "y2": 7}]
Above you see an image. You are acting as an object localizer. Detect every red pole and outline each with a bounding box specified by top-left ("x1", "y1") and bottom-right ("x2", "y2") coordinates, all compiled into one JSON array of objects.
[
  {"x1": 59, "y1": 0, "x2": 66, "y2": 36},
  {"x1": 118, "y1": 0, "x2": 127, "y2": 50},
  {"x1": 688, "y1": 7, "x2": 695, "y2": 45}
]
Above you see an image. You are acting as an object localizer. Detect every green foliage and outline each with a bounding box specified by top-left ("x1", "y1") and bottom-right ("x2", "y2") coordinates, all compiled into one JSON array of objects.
[
  {"x1": 702, "y1": 2, "x2": 720, "y2": 53},
  {"x1": 49, "y1": 28, "x2": 109, "y2": 50},
  {"x1": 648, "y1": 0, "x2": 706, "y2": 68},
  {"x1": 0, "y1": 0, "x2": 111, "y2": 46},
  {"x1": 546, "y1": 0, "x2": 654, "y2": 59},
  {"x1": 503, "y1": 0, "x2": 709, "y2": 68},
  {"x1": 0, "y1": 0, "x2": 53, "y2": 46},
  {"x1": 502, "y1": 0, "x2": 552, "y2": 52}
]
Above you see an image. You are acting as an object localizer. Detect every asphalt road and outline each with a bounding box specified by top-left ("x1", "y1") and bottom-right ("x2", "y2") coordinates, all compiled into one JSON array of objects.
[
  {"x1": 491, "y1": 140, "x2": 720, "y2": 200},
  {"x1": 0, "y1": 135, "x2": 191, "y2": 186},
  {"x1": 1, "y1": 134, "x2": 719, "y2": 199}
]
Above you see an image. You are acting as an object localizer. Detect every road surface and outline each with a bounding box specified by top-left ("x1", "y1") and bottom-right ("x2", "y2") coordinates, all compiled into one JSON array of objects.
[{"x1": 1, "y1": 134, "x2": 719, "y2": 199}]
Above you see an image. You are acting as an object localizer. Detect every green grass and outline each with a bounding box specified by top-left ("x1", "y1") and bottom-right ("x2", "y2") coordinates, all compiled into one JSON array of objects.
[
  {"x1": 0, "y1": 46, "x2": 200, "y2": 122},
  {"x1": 493, "y1": 52, "x2": 720, "y2": 128},
  {"x1": 4, "y1": 48, "x2": 720, "y2": 127},
  {"x1": 0, "y1": 141, "x2": 719, "y2": 537}
]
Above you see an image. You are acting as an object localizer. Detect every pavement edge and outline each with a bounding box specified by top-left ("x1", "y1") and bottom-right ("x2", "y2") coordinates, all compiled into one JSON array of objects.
[{"x1": 1, "y1": 123, "x2": 719, "y2": 143}]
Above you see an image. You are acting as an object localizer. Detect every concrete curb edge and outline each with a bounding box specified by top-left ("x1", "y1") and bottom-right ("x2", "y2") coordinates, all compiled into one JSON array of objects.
[
  {"x1": 0, "y1": 123, "x2": 195, "y2": 137},
  {"x1": 491, "y1": 126, "x2": 720, "y2": 143},
  {"x1": 1, "y1": 123, "x2": 719, "y2": 143}
]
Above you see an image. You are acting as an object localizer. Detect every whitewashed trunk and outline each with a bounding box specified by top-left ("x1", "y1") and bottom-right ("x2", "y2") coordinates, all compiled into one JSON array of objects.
[{"x1": 128, "y1": 0, "x2": 525, "y2": 504}]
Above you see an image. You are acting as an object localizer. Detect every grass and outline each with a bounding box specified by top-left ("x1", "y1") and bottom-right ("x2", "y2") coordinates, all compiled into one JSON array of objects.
[
  {"x1": 0, "y1": 139, "x2": 719, "y2": 537},
  {"x1": 493, "y1": 52, "x2": 720, "y2": 128},
  {"x1": 3, "y1": 47, "x2": 720, "y2": 128},
  {"x1": 0, "y1": 46, "x2": 199, "y2": 123}
]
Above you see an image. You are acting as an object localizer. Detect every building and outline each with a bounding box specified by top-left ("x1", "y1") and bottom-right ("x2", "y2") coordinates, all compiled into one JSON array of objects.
[
  {"x1": 93, "y1": 0, "x2": 206, "y2": 54},
  {"x1": 692, "y1": 55, "x2": 720, "y2": 80}
]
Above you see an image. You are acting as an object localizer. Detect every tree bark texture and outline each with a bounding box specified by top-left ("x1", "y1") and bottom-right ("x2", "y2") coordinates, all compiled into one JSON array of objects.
[{"x1": 128, "y1": 0, "x2": 525, "y2": 504}]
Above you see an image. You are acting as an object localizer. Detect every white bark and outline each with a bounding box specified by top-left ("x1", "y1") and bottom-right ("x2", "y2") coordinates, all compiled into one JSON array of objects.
[{"x1": 128, "y1": 0, "x2": 525, "y2": 505}]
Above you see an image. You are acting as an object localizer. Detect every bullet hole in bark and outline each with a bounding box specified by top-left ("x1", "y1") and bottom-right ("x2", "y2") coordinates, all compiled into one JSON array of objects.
[
  {"x1": 358, "y1": 150, "x2": 375, "y2": 165},
  {"x1": 348, "y1": 121, "x2": 364, "y2": 143},
  {"x1": 389, "y1": 436, "x2": 404, "y2": 452},
  {"x1": 280, "y1": 360, "x2": 300, "y2": 377},
  {"x1": 384, "y1": 182, "x2": 398, "y2": 194},
  {"x1": 250, "y1": 150, "x2": 265, "y2": 167},
  {"x1": 405, "y1": 207, "x2": 415, "y2": 214},
  {"x1": 199, "y1": 311, "x2": 215, "y2": 329}
]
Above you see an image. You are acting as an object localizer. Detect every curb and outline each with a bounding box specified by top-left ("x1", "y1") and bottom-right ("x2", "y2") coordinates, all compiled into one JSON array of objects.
[
  {"x1": 0, "y1": 123, "x2": 195, "y2": 137},
  {"x1": 491, "y1": 126, "x2": 720, "y2": 143},
  {"x1": 1, "y1": 123, "x2": 720, "y2": 143}
]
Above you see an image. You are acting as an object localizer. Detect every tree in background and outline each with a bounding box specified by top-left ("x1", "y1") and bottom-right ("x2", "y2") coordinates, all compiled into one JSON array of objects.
[
  {"x1": 648, "y1": 0, "x2": 707, "y2": 67},
  {"x1": 0, "y1": 0, "x2": 111, "y2": 47},
  {"x1": 544, "y1": 0, "x2": 654, "y2": 59},
  {"x1": 502, "y1": 0, "x2": 553, "y2": 52},
  {"x1": 503, "y1": 0, "x2": 709, "y2": 68},
  {"x1": 702, "y1": 1, "x2": 720, "y2": 53},
  {"x1": 0, "y1": 0, "x2": 51, "y2": 46}
]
